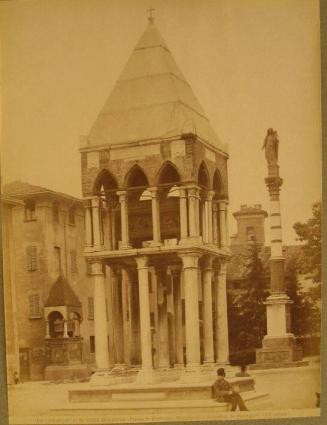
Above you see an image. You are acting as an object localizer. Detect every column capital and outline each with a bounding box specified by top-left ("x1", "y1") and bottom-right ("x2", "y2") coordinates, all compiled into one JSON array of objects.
[
  {"x1": 218, "y1": 261, "x2": 227, "y2": 277},
  {"x1": 217, "y1": 198, "x2": 228, "y2": 209},
  {"x1": 186, "y1": 185, "x2": 201, "y2": 199},
  {"x1": 91, "y1": 196, "x2": 100, "y2": 207},
  {"x1": 179, "y1": 252, "x2": 202, "y2": 269},
  {"x1": 89, "y1": 260, "x2": 104, "y2": 276},
  {"x1": 135, "y1": 255, "x2": 149, "y2": 270},
  {"x1": 205, "y1": 190, "x2": 215, "y2": 201},
  {"x1": 117, "y1": 190, "x2": 128, "y2": 201},
  {"x1": 202, "y1": 255, "x2": 214, "y2": 270}
]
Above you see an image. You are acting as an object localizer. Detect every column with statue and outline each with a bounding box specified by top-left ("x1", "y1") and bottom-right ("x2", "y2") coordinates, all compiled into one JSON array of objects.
[{"x1": 255, "y1": 129, "x2": 304, "y2": 368}]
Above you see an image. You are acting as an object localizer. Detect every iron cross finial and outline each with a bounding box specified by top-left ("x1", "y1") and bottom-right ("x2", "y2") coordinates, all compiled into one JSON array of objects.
[{"x1": 147, "y1": 6, "x2": 155, "y2": 22}]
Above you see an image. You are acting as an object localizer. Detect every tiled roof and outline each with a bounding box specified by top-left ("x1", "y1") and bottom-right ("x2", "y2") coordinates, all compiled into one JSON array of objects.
[
  {"x1": 2, "y1": 181, "x2": 82, "y2": 203},
  {"x1": 45, "y1": 275, "x2": 81, "y2": 308},
  {"x1": 87, "y1": 20, "x2": 225, "y2": 151}
]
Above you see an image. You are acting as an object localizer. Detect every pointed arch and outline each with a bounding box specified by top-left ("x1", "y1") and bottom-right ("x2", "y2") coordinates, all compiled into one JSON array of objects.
[
  {"x1": 156, "y1": 161, "x2": 181, "y2": 185},
  {"x1": 93, "y1": 169, "x2": 118, "y2": 194},
  {"x1": 198, "y1": 161, "x2": 210, "y2": 189},
  {"x1": 125, "y1": 164, "x2": 149, "y2": 188},
  {"x1": 213, "y1": 169, "x2": 224, "y2": 198}
]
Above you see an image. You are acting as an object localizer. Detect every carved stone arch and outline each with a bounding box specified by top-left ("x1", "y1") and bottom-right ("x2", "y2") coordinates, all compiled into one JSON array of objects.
[
  {"x1": 93, "y1": 169, "x2": 118, "y2": 195},
  {"x1": 213, "y1": 169, "x2": 225, "y2": 199},
  {"x1": 198, "y1": 161, "x2": 210, "y2": 189},
  {"x1": 124, "y1": 164, "x2": 149, "y2": 188},
  {"x1": 156, "y1": 160, "x2": 181, "y2": 186}
]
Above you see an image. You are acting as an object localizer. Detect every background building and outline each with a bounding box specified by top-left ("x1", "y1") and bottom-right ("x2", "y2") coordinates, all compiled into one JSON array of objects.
[{"x1": 2, "y1": 182, "x2": 98, "y2": 381}]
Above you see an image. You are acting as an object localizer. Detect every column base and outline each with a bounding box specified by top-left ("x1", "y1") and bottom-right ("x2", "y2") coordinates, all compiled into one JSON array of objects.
[
  {"x1": 179, "y1": 364, "x2": 203, "y2": 384},
  {"x1": 90, "y1": 369, "x2": 117, "y2": 386},
  {"x1": 173, "y1": 363, "x2": 185, "y2": 370},
  {"x1": 255, "y1": 334, "x2": 303, "y2": 367},
  {"x1": 135, "y1": 368, "x2": 157, "y2": 385}
]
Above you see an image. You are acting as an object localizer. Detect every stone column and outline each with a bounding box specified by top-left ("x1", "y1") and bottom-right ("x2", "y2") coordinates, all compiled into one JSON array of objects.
[
  {"x1": 202, "y1": 256, "x2": 214, "y2": 364},
  {"x1": 84, "y1": 200, "x2": 93, "y2": 248},
  {"x1": 179, "y1": 188, "x2": 188, "y2": 239},
  {"x1": 112, "y1": 268, "x2": 124, "y2": 365},
  {"x1": 187, "y1": 187, "x2": 200, "y2": 237},
  {"x1": 218, "y1": 199, "x2": 228, "y2": 248},
  {"x1": 91, "y1": 261, "x2": 110, "y2": 370},
  {"x1": 179, "y1": 253, "x2": 201, "y2": 369},
  {"x1": 63, "y1": 320, "x2": 69, "y2": 338},
  {"x1": 254, "y1": 151, "x2": 300, "y2": 367},
  {"x1": 45, "y1": 320, "x2": 50, "y2": 339},
  {"x1": 205, "y1": 191, "x2": 214, "y2": 244},
  {"x1": 149, "y1": 187, "x2": 161, "y2": 244},
  {"x1": 201, "y1": 196, "x2": 207, "y2": 243},
  {"x1": 91, "y1": 197, "x2": 101, "y2": 249},
  {"x1": 110, "y1": 206, "x2": 116, "y2": 250},
  {"x1": 172, "y1": 269, "x2": 184, "y2": 367},
  {"x1": 122, "y1": 268, "x2": 132, "y2": 366},
  {"x1": 117, "y1": 191, "x2": 130, "y2": 249},
  {"x1": 215, "y1": 262, "x2": 229, "y2": 364},
  {"x1": 156, "y1": 266, "x2": 170, "y2": 368},
  {"x1": 135, "y1": 256, "x2": 155, "y2": 383},
  {"x1": 212, "y1": 201, "x2": 219, "y2": 245}
]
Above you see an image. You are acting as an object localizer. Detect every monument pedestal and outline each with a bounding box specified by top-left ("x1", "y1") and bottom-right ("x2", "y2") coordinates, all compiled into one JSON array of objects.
[{"x1": 44, "y1": 337, "x2": 89, "y2": 381}]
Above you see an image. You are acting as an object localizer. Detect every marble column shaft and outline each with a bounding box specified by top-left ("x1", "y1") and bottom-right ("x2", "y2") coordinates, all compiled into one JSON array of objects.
[
  {"x1": 202, "y1": 256, "x2": 214, "y2": 363},
  {"x1": 92, "y1": 261, "x2": 109, "y2": 369},
  {"x1": 91, "y1": 197, "x2": 101, "y2": 248},
  {"x1": 117, "y1": 191, "x2": 130, "y2": 248},
  {"x1": 180, "y1": 253, "x2": 201, "y2": 367},
  {"x1": 136, "y1": 256, "x2": 153, "y2": 371},
  {"x1": 173, "y1": 271, "x2": 184, "y2": 365},
  {"x1": 179, "y1": 188, "x2": 188, "y2": 239},
  {"x1": 215, "y1": 262, "x2": 229, "y2": 364},
  {"x1": 149, "y1": 187, "x2": 161, "y2": 243}
]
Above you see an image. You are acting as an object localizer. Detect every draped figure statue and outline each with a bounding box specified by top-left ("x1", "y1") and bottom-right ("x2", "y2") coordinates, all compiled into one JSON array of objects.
[{"x1": 262, "y1": 128, "x2": 279, "y2": 166}]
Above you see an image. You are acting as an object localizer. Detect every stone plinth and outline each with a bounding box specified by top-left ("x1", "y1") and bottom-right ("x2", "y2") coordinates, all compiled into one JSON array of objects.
[{"x1": 44, "y1": 337, "x2": 89, "y2": 381}]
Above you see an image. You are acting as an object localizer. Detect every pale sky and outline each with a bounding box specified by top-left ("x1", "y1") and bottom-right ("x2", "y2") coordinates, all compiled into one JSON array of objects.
[{"x1": 0, "y1": 0, "x2": 321, "y2": 244}]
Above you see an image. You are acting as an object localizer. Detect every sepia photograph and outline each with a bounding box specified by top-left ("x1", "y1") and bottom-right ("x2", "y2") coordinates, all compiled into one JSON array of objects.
[{"x1": 0, "y1": 0, "x2": 323, "y2": 424}]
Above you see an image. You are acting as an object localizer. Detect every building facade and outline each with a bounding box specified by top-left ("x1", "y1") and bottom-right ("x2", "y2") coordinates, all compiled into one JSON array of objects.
[
  {"x1": 80, "y1": 18, "x2": 231, "y2": 383},
  {"x1": 2, "y1": 182, "x2": 98, "y2": 381}
]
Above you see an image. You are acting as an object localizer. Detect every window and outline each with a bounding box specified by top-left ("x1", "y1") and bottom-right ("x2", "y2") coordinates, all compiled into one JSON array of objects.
[
  {"x1": 53, "y1": 202, "x2": 59, "y2": 223},
  {"x1": 90, "y1": 336, "x2": 95, "y2": 353},
  {"x1": 70, "y1": 250, "x2": 77, "y2": 273},
  {"x1": 25, "y1": 200, "x2": 36, "y2": 221},
  {"x1": 54, "y1": 247, "x2": 61, "y2": 273},
  {"x1": 26, "y1": 246, "x2": 37, "y2": 271},
  {"x1": 88, "y1": 297, "x2": 94, "y2": 319},
  {"x1": 68, "y1": 207, "x2": 75, "y2": 225},
  {"x1": 29, "y1": 294, "x2": 41, "y2": 318}
]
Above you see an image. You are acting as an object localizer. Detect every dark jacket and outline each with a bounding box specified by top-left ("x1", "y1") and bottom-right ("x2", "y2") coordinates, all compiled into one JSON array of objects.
[{"x1": 212, "y1": 378, "x2": 232, "y2": 402}]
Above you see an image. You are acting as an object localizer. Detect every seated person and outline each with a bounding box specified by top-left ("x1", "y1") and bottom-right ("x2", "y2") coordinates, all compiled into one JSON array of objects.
[
  {"x1": 235, "y1": 365, "x2": 250, "y2": 377},
  {"x1": 213, "y1": 367, "x2": 248, "y2": 411}
]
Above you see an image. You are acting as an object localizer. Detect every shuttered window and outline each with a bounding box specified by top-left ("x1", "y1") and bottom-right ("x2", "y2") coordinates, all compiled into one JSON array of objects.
[
  {"x1": 88, "y1": 297, "x2": 94, "y2": 319},
  {"x1": 26, "y1": 246, "x2": 37, "y2": 271},
  {"x1": 29, "y1": 294, "x2": 41, "y2": 318}
]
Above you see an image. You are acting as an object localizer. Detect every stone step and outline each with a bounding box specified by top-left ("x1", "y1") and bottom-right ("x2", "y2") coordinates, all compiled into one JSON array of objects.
[
  {"x1": 53, "y1": 390, "x2": 271, "y2": 418},
  {"x1": 69, "y1": 377, "x2": 255, "y2": 402}
]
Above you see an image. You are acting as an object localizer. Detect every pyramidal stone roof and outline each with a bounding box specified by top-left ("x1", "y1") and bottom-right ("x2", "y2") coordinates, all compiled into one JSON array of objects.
[
  {"x1": 45, "y1": 275, "x2": 81, "y2": 308},
  {"x1": 87, "y1": 20, "x2": 224, "y2": 151}
]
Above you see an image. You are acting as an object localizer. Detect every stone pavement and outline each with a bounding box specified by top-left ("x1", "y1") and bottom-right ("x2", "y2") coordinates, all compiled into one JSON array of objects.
[{"x1": 6, "y1": 358, "x2": 320, "y2": 424}]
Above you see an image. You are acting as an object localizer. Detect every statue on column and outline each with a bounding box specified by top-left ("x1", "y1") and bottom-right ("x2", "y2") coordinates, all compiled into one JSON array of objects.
[{"x1": 262, "y1": 128, "x2": 279, "y2": 166}]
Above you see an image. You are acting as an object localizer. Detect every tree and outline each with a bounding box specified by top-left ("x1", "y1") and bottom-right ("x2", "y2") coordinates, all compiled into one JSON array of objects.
[
  {"x1": 293, "y1": 202, "x2": 321, "y2": 284},
  {"x1": 284, "y1": 256, "x2": 321, "y2": 338},
  {"x1": 228, "y1": 243, "x2": 269, "y2": 362}
]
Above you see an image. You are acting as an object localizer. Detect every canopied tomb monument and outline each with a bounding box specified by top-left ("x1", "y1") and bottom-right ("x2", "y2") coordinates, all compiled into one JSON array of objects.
[
  {"x1": 44, "y1": 275, "x2": 89, "y2": 380},
  {"x1": 80, "y1": 16, "x2": 231, "y2": 385}
]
